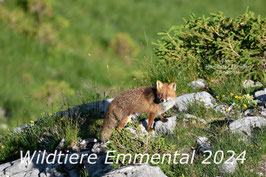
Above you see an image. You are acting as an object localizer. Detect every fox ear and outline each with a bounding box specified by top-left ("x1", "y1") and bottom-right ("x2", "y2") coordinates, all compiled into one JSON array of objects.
[
  {"x1": 156, "y1": 80, "x2": 163, "y2": 89},
  {"x1": 169, "y1": 82, "x2": 176, "y2": 91}
]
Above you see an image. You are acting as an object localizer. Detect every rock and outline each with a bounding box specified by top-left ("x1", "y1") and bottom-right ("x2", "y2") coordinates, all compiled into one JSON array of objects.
[
  {"x1": 102, "y1": 164, "x2": 167, "y2": 177},
  {"x1": 214, "y1": 104, "x2": 228, "y2": 114},
  {"x1": 183, "y1": 114, "x2": 207, "y2": 124},
  {"x1": 125, "y1": 121, "x2": 155, "y2": 139},
  {"x1": 184, "y1": 114, "x2": 198, "y2": 119},
  {"x1": 68, "y1": 138, "x2": 98, "y2": 152},
  {"x1": 91, "y1": 143, "x2": 107, "y2": 154},
  {"x1": 196, "y1": 137, "x2": 212, "y2": 154},
  {"x1": 0, "y1": 161, "x2": 12, "y2": 172},
  {"x1": 85, "y1": 155, "x2": 113, "y2": 177},
  {"x1": 176, "y1": 91, "x2": 215, "y2": 111},
  {"x1": 56, "y1": 138, "x2": 65, "y2": 151},
  {"x1": 229, "y1": 116, "x2": 266, "y2": 137},
  {"x1": 3, "y1": 153, "x2": 46, "y2": 177},
  {"x1": 44, "y1": 164, "x2": 64, "y2": 177},
  {"x1": 244, "y1": 109, "x2": 253, "y2": 116},
  {"x1": 228, "y1": 103, "x2": 235, "y2": 112},
  {"x1": 56, "y1": 98, "x2": 114, "y2": 118},
  {"x1": 261, "y1": 110, "x2": 266, "y2": 117},
  {"x1": 221, "y1": 157, "x2": 238, "y2": 174},
  {"x1": 24, "y1": 169, "x2": 40, "y2": 177},
  {"x1": 254, "y1": 88, "x2": 266, "y2": 107},
  {"x1": 154, "y1": 116, "x2": 177, "y2": 135},
  {"x1": 243, "y1": 80, "x2": 262, "y2": 88},
  {"x1": 125, "y1": 126, "x2": 150, "y2": 138},
  {"x1": 79, "y1": 138, "x2": 97, "y2": 151},
  {"x1": 13, "y1": 123, "x2": 32, "y2": 134},
  {"x1": 188, "y1": 79, "x2": 206, "y2": 89},
  {"x1": 68, "y1": 169, "x2": 79, "y2": 177}
]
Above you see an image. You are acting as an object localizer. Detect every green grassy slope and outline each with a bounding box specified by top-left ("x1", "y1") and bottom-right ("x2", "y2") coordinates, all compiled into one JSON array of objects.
[{"x1": 0, "y1": 0, "x2": 265, "y2": 130}]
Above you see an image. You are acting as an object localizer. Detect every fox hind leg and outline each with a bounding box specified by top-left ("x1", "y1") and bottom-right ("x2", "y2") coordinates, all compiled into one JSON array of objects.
[{"x1": 117, "y1": 115, "x2": 132, "y2": 131}]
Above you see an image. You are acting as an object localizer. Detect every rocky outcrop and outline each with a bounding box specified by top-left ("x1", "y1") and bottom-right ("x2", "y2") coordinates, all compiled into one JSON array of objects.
[{"x1": 2, "y1": 87, "x2": 265, "y2": 176}]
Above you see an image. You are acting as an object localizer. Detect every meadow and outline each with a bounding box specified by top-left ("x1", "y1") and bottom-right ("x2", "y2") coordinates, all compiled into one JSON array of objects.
[{"x1": 0, "y1": 0, "x2": 265, "y2": 130}]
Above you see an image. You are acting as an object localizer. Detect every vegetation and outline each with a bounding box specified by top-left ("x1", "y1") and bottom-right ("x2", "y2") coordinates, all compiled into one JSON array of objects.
[
  {"x1": 0, "y1": 0, "x2": 265, "y2": 176},
  {"x1": 0, "y1": 115, "x2": 81, "y2": 163},
  {"x1": 107, "y1": 106, "x2": 266, "y2": 177},
  {"x1": 153, "y1": 11, "x2": 266, "y2": 82},
  {"x1": 0, "y1": 0, "x2": 265, "y2": 131}
]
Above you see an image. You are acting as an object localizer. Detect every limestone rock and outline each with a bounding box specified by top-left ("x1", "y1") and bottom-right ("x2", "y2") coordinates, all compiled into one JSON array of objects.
[
  {"x1": 229, "y1": 116, "x2": 266, "y2": 137},
  {"x1": 176, "y1": 91, "x2": 215, "y2": 111},
  {"x1": 221, "y1": 157, "x2": 238, "y2": 174},
  {"x1": 155, "y1": 116, "x2": 177, "y2": 135},
  {"x1": 102, "y1": 164, "x2": 167, "y2": 177},
  {"x1": 188, "y1": 79, "x2": 207, "y2": 89},
  {"x1": 243, "y1": 80, "x2": 262, "y2": 88},
  {"x1": 196, "y1": 136, "x2": 212, "y2": 154}
]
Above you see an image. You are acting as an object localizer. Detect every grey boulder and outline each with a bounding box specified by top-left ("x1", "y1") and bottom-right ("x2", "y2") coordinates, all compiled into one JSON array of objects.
[
  {"x1": 155, "y1": 116, "x2": 177, "y2": 135},
  {"x1": 221, "y1": 157, "x2": 238, "y2": 174},
  {"x1": 188, "y1": 79, "x2": 206, "y2": 89},
  {"x1": 229, "y1": 116, "x2": 266, "y2": 137},
  {"x1": 176, "y1": 91, "x2": 215, "y2": 111},
  {"x1": 102, "y1": 164, "x2": 167, "y2": 177}
]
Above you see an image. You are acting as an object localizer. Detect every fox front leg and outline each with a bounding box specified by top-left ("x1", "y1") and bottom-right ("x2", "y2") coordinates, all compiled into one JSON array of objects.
[
  {"x1": 147, "y1": 113, "x2": 156, "y2": 131},
  {"x1": 159, "y1": 114, "x2": 168, "y2": 123}
]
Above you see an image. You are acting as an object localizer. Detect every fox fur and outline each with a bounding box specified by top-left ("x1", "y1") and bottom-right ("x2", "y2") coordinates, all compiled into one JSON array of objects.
[{"x1": 101, "y1": 80, "x2": 176, "y2": 142}]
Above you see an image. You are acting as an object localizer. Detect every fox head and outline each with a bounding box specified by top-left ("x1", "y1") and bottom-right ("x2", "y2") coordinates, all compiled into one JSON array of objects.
[{"x1": 156, "y1": 80, "x2": 176, "y2": 103}]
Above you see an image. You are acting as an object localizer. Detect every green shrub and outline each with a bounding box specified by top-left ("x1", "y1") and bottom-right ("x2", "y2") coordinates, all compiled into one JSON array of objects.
[{"x1": 153, "y1": 11, "x2": 266, "y2": 82}]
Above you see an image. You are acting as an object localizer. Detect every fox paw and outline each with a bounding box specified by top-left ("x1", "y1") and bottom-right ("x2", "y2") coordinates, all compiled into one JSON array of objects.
[{"x1": 162, "y1": 118, "x2": 168, "y2": 123}]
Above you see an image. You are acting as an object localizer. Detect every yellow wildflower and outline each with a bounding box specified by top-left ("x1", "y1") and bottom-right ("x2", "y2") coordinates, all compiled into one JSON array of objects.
[
  {"x1": 1, "y1": 145, "x2": 4, "y2": 149},
  {"x1": 29, "y1": 120, "x2": 34, "y2": 124},
  {"x1": 226, "y1": 108, "x2": 229, "y2": 112},
  {"x1": 168, "y1": 79, "x2": 171, "y2": 82},
  {"x1": 230, "y1": 93, "x2": 234, "y2": 96},
  {"x1": 216, "y1": 96, "x2": 219, "y2": 99},
  {"x1": 243, "y1": 104, "x2": 247, "y2": 109},
  {"x1": 254, "y1": 102, "x2": 257, "y2": 105},
  {"x1": 222, "y1": 95, "x2": 225, "y2": 97},
  {"x1": 238, "y1": 96, "x2": 243, "y2": 99},
  {"x1": 235, "y1": 96, "x2": 238, "y2": 99}
]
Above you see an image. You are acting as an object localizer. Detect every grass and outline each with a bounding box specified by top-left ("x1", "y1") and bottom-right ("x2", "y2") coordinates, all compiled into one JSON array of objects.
[
  {"x1": 0, "y1": 0, "x2": 266, "y2": 131},
  {"x1": 0, "y1": 0, "x2": 265, "y2": 176},
  {"x1": 0, "y1": 114, "x2": 84, "y2": 163}
]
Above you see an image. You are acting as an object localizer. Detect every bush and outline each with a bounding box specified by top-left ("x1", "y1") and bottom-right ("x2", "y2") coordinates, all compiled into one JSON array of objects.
[{"x1": 153, "y1": 11, "x2": 266, "y2": 82}]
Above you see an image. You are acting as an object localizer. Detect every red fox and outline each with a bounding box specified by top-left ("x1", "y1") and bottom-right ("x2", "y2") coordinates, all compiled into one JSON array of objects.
[{"x1": 101, "y1": 80, "x2": 177, "y2": 142}]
